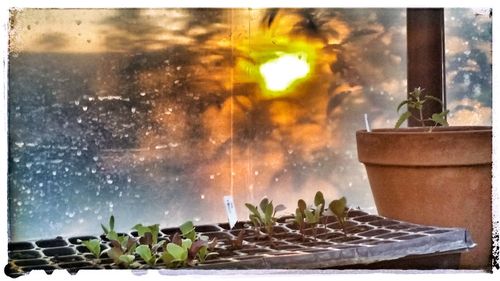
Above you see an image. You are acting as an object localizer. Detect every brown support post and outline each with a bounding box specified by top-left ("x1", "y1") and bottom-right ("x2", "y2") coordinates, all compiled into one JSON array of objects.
[{"x1": 407, "y1": 8, "x2": 446, "y2": 127}]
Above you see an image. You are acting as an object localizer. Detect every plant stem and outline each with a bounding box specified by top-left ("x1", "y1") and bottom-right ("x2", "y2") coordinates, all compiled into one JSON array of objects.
[{"x1": 419, "y1": 107, "x2": 425, "y2": 127}]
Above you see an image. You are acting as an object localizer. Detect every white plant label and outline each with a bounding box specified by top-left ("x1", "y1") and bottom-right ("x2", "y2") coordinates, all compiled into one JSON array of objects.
[
  {"x1": 223, "y1": 195, "x2": 238, "y2": 229},
  {"x1": 364, "y1": 113, "x2": 372, "y2": 132}
]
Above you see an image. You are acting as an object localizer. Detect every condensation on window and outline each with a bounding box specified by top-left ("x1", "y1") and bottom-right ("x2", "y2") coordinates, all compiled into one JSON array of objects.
[
  {"x1": 8, "y1": 9, "x2": 407, "y2": 240},
  {"x1": 444, "y1": 8, "x2": 492, "y2": 126}
]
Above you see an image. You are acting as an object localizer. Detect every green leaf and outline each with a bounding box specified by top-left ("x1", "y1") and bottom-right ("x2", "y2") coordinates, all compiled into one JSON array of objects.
[
  {"x1": 152, "y1": 240, "x2": 166, "y2": 253},
  {"x1": 166, "y1": 243, "x2": 187, "y2": 261},
  {"x1": 118, "y1": 254, "x2": 135, "y2": 265},
  {"x1": 297, "y1": 199, "x2": 306, "y2": 212},
  {"x1": 259, "y1": 198, "x2": 269, "y2": 212},
  {"x1": 395, "y1": 111, "x2": 412, "y2": 128},
  {"x1": 304, "y1": 209, "x2": 318, "y2": 224},
  {"x1": 249, "y1": 214, "x2": 261, "y2": 227},
  {"x1": 150, "y1": 224, "x2": 160, "y2": 245},
  {"x1": 245, "y1": 203, "x2": 260, "y2": 218},
  {"x1": 109, "y1": 215, "x2": 115, "y2": 231},
  {"x1": 431, "y1": 110, "x2": 449, "y2": 127},
  {"x1": 81, "y1": 239, "x2": 101, "y2": 259},
  {"x1": 101, "y1": 224, "x2": 109, "y2": 235},
  {"x1": 135, "y1": 245, "x2": 154, "y2": 266},
  {"x1": 180, "y1": 221, "x2": 196, "y2": 241},
  {"x1": 396, "y1": 100, "x2": 409, "y2": 112},
  {"x1": 197, "y1": 246, "x2": 208, "y2": 263},
  {"x1": 314, "y1": 191, "x2": 325, "y2": 208},
  {"x1": 106, "y1": 230, "x2": 119, "y2": 242},
  {"x1": 181, "y1": 239, "x2": 193, "y2": 251},
  {"x1": 295, "y1": 208, "x2": 303, "y2": 223},
  {"x1": 265, "y1": 201, "x2": 274, "y2": 222},
  {"x1": 424, "y1": 95, "x2": 443, "y2": 105},
  {"x1": 329, "y1": 197, "x2": 347, "y2": 218}
]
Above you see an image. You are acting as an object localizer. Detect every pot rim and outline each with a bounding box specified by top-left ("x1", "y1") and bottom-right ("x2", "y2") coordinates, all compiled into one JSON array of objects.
[{"x1": 357, "y1": 126, "x2": 492, "y2": 135}]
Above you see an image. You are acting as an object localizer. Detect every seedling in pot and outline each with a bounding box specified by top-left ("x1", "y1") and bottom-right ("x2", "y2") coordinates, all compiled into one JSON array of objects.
[
  {"x1": 245, "y1": 198, "x2": 286, "y2": 240},
  {"x1": 329, "y1": 196, "x2": 350, "y2": 236},
  {"x1": 395, "y1": 87, "x2": 449, "y2": 131}
]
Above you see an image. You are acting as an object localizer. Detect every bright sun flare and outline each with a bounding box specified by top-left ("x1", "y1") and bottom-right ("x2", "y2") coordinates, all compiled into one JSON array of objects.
[{"x1": 259, "y1": 54, "x2": 311, "y2": 92}]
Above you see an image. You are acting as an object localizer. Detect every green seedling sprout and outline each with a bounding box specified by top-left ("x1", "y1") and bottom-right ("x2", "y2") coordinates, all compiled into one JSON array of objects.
[
  {"x1": 314, "y1": 191, "x2": 328, "y2": 228},
  {"x1": 107, "y1": 236, "x2": 139, "y2": 268},
  {"x1": 245, "y1": 198, "x2": 286, "y2": 240},
  {"x1": 294, "y1": 199, "x2": 307, "y2": 237},
  {"x1": 396, "y1": 87, "x2": 449, "y2": 131},
  {"x1": 160, "y1": 221, "x2": 217, "y2": 267},
  {"x1": 80, "y1": 239, "x2": 102, "y2": 260},
  {"x1": 329, "y1": 196, "x2": 349, "y2": 236},
  {"x1": 133, "y1": 223, "x2": 160, "y2": 246}
]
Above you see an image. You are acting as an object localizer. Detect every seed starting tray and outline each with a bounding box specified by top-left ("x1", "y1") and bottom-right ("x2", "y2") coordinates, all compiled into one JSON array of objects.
[{"x1": 6, "y1": 210, "x2": 474, "y2": 276}]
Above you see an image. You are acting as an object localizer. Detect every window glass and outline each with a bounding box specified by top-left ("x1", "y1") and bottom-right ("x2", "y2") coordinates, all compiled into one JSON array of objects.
[
  {"x1": 444, "y1": 8, "x2": 492, "y2": 126},
  {"x1": 8, "y1": 9, "x2": 406, "y2": 240}
]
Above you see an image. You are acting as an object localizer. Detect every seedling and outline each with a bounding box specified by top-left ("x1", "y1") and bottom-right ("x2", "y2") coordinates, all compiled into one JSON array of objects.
[
  {"x1": 329, "y1": 196, "x2": 349, "y2": 236},
  {"x1": 294, "y1": 199, "x2": 307, "y2": 236},
  {"x1": 107, "y1": 236, "x2": 139, "y2": 268},
  {"x1": 245, "y1": 198, "x2": 286, "y2": 239},
  {"x1": 314, "y1": 191, "x2": 329, "y2": 227},
  {"x1": 80, "y1": 239, "x2": 102, "y2": 260},
  {"x1": 159, "y1": 221, "x2": 217, "y2": 267},
  {"x1": 230, "y1": 229, "x2": 245, "y2": 249},
  {"x1": 135, "y1": 245, "x2": 157, "y2": 266},
  {"x1": 161, "y1": 231, "x2": 217, "y2": 267},
  {"x1": 396, "y1": 87, "x2": 449, "y2": 131},
  {"x1": 293, "y1": 192, "x2": 325, "y2": 239},
  {"x1": 133, "y1": 223, "x2": 160, "y2": 246}
]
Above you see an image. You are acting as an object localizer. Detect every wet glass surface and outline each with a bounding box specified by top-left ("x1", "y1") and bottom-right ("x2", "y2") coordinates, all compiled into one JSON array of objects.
[
  {"x1": 9, "y1": 8, "x2": 407, "y2": 240},
  {"x1": 445, "y1": 8, "x2": 492, "y2": 126}
]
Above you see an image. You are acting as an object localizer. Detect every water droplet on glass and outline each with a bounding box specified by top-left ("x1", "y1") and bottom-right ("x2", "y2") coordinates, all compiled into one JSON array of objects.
[
  {"x1": 75, "y1": 100, "x2": 80, "y2": 106},
  {"x1": 82, "y1": 106, "x2": 88, "y2": 111},
  {"x1": 15, "y1": 142, "x2": 24, "y2": 148},
  {"x1": 76, "y1": 150, "x2": 82, "y2": 156},
  {"x1": 77, "y1": 117, "x2": 82, "y2": 123},
  {"x1": 107, "y1": 179, "x2": 113, "y2": 184},
  {"x1": 209, "y1": 175, "x2": 215, "y2": 180}
]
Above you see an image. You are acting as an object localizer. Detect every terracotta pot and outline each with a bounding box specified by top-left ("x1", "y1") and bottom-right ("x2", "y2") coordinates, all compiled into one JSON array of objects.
[{"x1": 356, "y1": 126, "x2": 492, "y2": 269}]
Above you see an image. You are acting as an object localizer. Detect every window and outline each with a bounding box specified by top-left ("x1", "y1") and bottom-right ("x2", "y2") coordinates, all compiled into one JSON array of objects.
[
  {"x1": 10, "y1": 8, "x2": 491, "y2": 241},
  {"x1": 445, "y1": 8, "x2": 492, "y2": 126}
]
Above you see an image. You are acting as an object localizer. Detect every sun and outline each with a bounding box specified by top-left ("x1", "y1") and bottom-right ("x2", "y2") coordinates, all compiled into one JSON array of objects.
[{"x1": 259, "y1": 53, "x2": 311, "y2": 93}]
